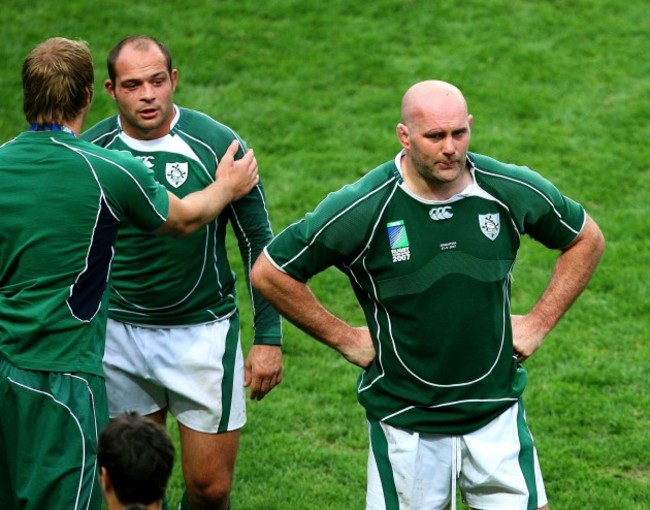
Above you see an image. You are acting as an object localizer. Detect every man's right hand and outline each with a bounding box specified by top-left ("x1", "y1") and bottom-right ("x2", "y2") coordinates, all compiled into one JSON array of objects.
[{"x1": 216, "y1": 140, "x2": 259, "y2": 201}]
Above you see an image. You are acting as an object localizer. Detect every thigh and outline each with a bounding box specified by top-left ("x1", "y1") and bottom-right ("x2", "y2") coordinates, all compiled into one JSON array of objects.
[
  {"x1": 163, "y1": 315, "x2": 246, "y2": 433},
  {"x1": 178, "y1": 424, "x2": 241, "y2": 489},
  {"x1": 460, "y1": 401, "x2": 548, "y2": 510},
  {"x1": 0, "y1": 358, "x2": 107, "y2": 510},
  {"x1": 366, "y1": 419, "x2": 452, "y2": 510}
]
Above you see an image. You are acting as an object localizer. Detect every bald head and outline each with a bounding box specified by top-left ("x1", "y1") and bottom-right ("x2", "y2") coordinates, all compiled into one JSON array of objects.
[{"x1": 400, "y1": 80, "x2": 468, "y2": 126}]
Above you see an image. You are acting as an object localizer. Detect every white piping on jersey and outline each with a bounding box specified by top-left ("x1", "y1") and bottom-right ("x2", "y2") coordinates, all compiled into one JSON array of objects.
[
  {"x1": 110, "y1": 226, "x2": 211, "y2": 311},
  {"x1": 474, "y1": 167, "x2": 581, "y2": 236},
  {"x1": 7, "y1": 375, "x2": 93, "y2": 510},
  {"x1": 346, "y1": 181, "x2": 402, "y2": 391},
  {"x1": 85, "y1": 127, "x2": 120, "y2": 147},
  {"x1": 64, "y1": 195, "x2": 114, "y2": 324},
  {"x1": 344, "y1": 168, "x2": 512, "y2": 390},
  {"x1": 57, "y1": 138, "x2": 168, "y2": 223},
  {"x1": 226, "y1": 186, "x2": 263, "y2": 318},
  {"x1": 52, "y1": 138, "x2": 140, "y2": 323},
  {"x1": 278, "y1": 177, "x2": 398, "y2": 270},
  {"x1": 113, "y1": 307, "x2": 237, "y2": 328},
  {"x1": 381, "y1": 396, "x2": 520, "y2": 423},
  {"x1": 358, "y1": 270, "x2": 512, "y2": 392},
  {"x1": 117, "y1": 130, "x2": 205, "y2": 167},
  {"x1": 175, "y1": 128, "x2": 217, "y2": 180}
]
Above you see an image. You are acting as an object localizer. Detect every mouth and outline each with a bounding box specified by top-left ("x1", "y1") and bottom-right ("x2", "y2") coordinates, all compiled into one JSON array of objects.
[
  {"x1": 437, "y1": 160, "x2": 457, "y2": 170},
  {"x1": 138, "y1": 107, "x2": 159, "y2": 120}
]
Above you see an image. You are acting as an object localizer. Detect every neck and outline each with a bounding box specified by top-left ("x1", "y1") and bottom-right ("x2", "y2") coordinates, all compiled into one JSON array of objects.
[
  {"x1": 401, "y1": 159, "x2": 472, "y2": 201},
  {"x1": 29, "y1": 117, "x2": 84, "y2": 137}
]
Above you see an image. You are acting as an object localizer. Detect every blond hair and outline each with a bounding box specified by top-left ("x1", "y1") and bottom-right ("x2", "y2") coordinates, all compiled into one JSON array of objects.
[{"x1": 22, "y1": 37, "x2": 94, "y2": 125}]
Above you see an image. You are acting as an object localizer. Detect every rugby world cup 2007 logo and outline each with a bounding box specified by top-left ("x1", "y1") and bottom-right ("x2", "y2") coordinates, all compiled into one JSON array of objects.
[{"x1": 387, "y1": 220, "x2": 410, "y2": 262}]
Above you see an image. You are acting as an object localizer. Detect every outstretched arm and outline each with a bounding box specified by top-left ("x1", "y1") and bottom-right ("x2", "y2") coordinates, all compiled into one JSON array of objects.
[
  {"x1": 513, "y1": 214, "x2": 605, "y2": 361},
  {"x1": 155, "y1": 140, "x2": 258, "y2": 237},
  {"x1": 250, "y1": 252, "x2": 376, "y2": 369}
]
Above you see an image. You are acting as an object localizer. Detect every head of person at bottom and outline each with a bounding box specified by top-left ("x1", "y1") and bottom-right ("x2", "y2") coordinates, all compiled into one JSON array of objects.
[{"x1": 98, "y1": 411, "x2": 175, "y2": 510}]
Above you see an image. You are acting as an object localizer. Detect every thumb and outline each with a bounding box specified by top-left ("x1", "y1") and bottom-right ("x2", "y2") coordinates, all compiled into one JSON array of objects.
[{"x1": 244, "y1": 359, "x2": 252, "y2": 387}]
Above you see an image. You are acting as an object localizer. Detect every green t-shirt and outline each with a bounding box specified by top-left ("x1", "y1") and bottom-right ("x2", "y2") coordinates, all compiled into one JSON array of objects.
[
  {"x1": 0, "y1": 130, "x2": 169, "y2": 375},
  {"x1": 83, "y1": 106, "x2": 281, "y2": 345},
  {"x1": 265, "y1": 151, "x2": 585, "y2": 434}
]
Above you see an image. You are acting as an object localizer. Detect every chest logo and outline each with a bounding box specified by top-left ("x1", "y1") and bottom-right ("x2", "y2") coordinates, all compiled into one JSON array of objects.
[
  {"x1": 429, "y1": 206, "x2": 453, "y2": 221},
  {"x1": 136, "y1": 155, "x2": 155, "y2": 169},
  {"x1": 478, "y1": 213, "x2": 500, "y2": 240},
  {"x1": 387, "y1": 220, "x2": 411, "y2": 263},
  {"x1": 165, "y1": 162, "x2": 189, "y2": 188}
]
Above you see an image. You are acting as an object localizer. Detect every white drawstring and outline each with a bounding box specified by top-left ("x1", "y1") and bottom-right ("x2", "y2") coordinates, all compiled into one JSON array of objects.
[{"x1": 450, "y1": 436, "x2": 462, "y2": 510}]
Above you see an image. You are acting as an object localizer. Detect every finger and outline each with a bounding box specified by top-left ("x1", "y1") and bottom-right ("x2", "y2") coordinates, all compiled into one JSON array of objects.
[{"x1": 225, "y1": 139, "x2": 240, "y2": 159}]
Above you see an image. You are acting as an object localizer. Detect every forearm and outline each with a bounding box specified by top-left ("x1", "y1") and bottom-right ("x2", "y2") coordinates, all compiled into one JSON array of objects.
[
  {"x1": 250, "y1": 253, "x2": 353, "y2": 352},
  {"x1": 528, "y1": 214, "x2": 605, "y2": 334},
  {"x1": 155, "y1": 181, "x2": 233, "y2": 237}
]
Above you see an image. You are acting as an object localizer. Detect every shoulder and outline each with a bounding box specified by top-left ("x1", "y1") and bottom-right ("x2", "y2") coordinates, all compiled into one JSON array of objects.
[
  {"x1": 470, "y1": 152, "x2": 562, "y2": 198},
  {"x1": 175, "y1": 106, "x2": 242, "y2": 144},
  {"x1": 72, "y1": 138, "x2": 148, "y2": 175},
  {"x1": 302, "y1": 160, "x2": 398, "y2": 231},
  {"x1": 81, "y1": 115, "x2": 121, "y2": 145},
  {"x1": 324, "y1": 160, "x2": 397, "y2": 206}
]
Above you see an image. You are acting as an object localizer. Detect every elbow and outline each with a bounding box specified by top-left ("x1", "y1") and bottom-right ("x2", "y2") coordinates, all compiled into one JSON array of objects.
[
  {"x1": 588, "y1": 215, "x2": 606, "y2": 259},
  {"x1": 250, "y1": 255, "x2": 266, "y2": 292}
]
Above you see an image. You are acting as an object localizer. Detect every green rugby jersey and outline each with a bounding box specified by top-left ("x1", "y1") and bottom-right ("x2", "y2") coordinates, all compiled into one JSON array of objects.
[
  {"x1": 0, "y1": 130, "x2": 169, "y2": 375},
  {"x1": 265, "y1": 151, "x2": 585, "y2": 434},
  {"x1": 83, "y1": 107, "x2": 281, "y2": 344}
]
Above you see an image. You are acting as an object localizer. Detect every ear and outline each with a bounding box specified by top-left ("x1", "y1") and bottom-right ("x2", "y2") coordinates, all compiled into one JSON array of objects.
[
  {"x1": 396, "y1": 123, "x2": 410, "y2": 149},
  {"x1": 85, "y1": 86, "x2": 94, "y2": 108},
  {"x1": 105, "y1": 79, "x2": 116, "y2": 100},
  {"x1": 100, "y1": 467, "x2": 112, "y2": 492},
  {"x1": 170, "y1": 69, "x2": 179, "y2": 93}
]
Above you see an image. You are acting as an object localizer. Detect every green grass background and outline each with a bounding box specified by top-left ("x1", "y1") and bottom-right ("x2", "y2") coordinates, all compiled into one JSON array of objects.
[{"x1": 1, "y1": 1, "x2": 648, "y2": 508}]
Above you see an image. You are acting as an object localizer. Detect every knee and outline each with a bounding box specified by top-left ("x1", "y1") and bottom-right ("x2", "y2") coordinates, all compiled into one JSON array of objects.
[{"x1": 187, "y1": 472, "x2": 233, "y2": 505}]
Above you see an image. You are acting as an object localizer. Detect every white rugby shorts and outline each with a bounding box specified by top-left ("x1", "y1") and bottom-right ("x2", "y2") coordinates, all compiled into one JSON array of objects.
[
  {"x1": 103, "y1": 315, "x2": 246, "y2": 433},
  {"x1": 366, "y1": 401, "x2": 547, "y2": 510}
]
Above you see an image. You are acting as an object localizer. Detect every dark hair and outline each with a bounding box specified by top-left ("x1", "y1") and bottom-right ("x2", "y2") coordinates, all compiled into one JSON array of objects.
[
  {"x1": 22, "y1": 37, "x2": 94, "y2": 125},
  {"x1": 98, "y1": 412, "x2": 175, "y2": 505},
  {"x1": 107, "y1": 35, "x2": 172, "y2": 83}
]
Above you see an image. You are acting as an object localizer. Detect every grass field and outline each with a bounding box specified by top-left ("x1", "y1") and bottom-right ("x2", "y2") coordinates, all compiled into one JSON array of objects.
[{"x1": 1, "y1": 1, "x2": 648, "y2": 508}]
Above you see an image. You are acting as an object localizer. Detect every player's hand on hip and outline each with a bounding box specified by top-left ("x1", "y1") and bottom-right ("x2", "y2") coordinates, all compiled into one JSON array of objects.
[
  {"x1": 511, "y1": 314, "x2": 545, "y2": 362},
  {"x1": 341, "y1": 327, "x2": 376, "y2": 369},
  {"x1": 215, "y1": 140, "x2": 259, "y2": 202},
  {"x1": 244, "y1": 344, "x2": 283, "y2": 401}
]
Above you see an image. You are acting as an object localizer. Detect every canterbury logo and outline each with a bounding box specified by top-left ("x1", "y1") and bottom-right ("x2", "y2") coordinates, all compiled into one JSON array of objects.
[{"x1": 429, "y1": 206, "x2": 453, "y2": 221}]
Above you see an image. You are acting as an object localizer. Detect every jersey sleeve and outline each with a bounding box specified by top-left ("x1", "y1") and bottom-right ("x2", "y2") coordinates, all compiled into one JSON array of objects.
[
  {"x1": 229, "y1": 180, "x2": 283, "y2": 346},
  {"x1": 90, "y1": 149, "x2": 169, "y2": 232},
  {"x1": 265, "y1": 173, "x2": 388, "y2": 282},
  {"x1": 202, "y1": 116, "x2": 282, "y2": 345},
  {"x1": 472, "y1": 154, "x2": 586, "y2": 250}
]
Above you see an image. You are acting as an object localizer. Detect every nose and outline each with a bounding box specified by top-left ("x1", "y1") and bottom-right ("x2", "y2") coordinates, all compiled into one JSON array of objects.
[
  {"x1": 442, "y1": 135, "x2": 456, "y2": 155},
  {"x1": 140, "y1": 82, "x2": 156, "y2": 101}
]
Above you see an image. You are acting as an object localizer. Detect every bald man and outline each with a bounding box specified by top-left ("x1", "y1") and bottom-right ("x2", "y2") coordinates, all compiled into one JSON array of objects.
[{"x1": 251, "y1": 80, "x2": 605, "y2": 510}]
